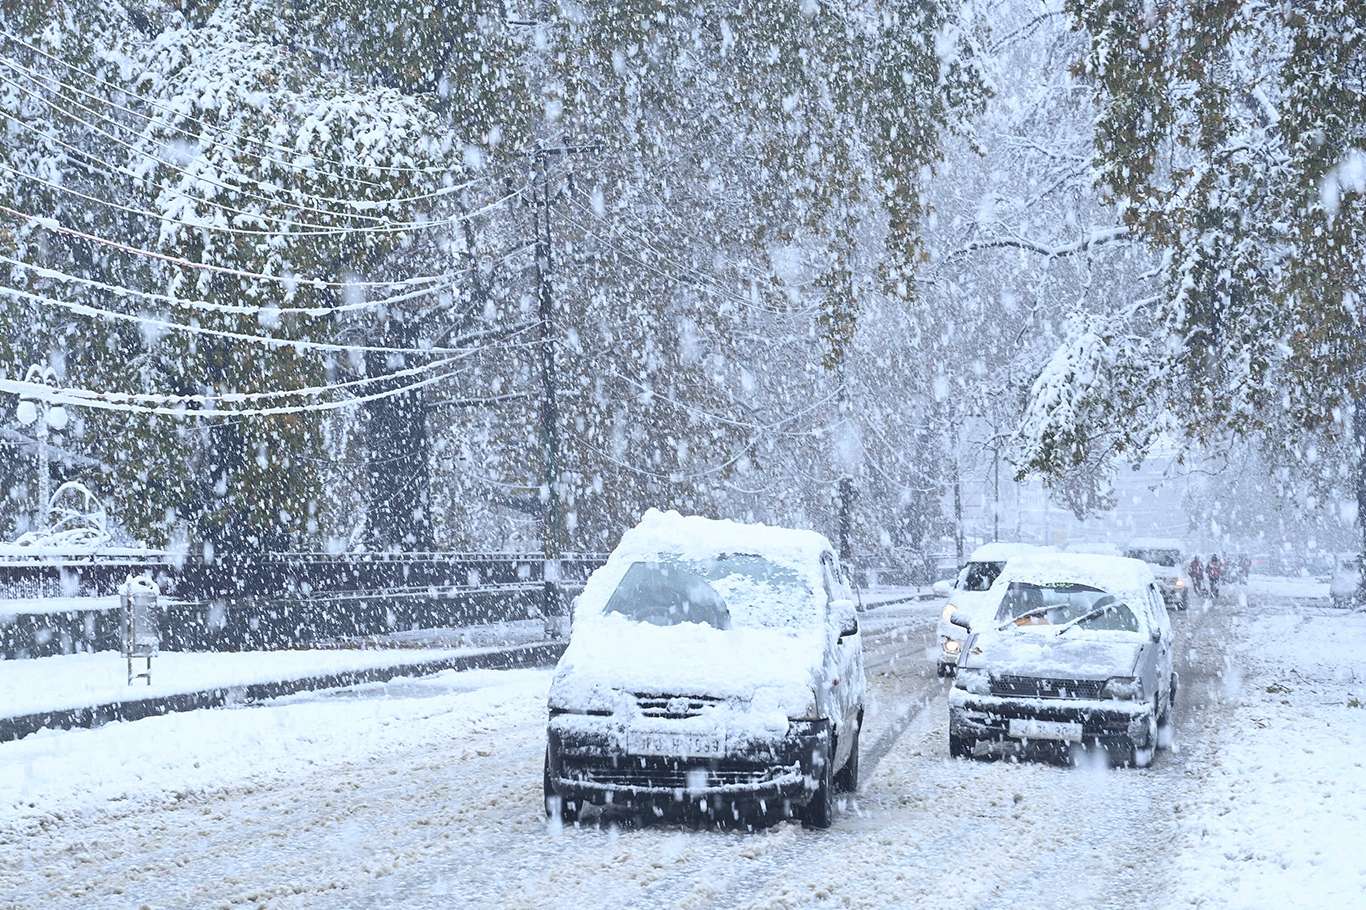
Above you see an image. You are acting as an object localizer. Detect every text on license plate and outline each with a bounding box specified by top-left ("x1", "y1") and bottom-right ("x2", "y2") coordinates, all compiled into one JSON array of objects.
[
  {"x1": 1008, "y1": 718, "x2": 1083, "y2": 742},
  {"x1": 627, "y1": 731, "x2": 724, "y2": 757}
]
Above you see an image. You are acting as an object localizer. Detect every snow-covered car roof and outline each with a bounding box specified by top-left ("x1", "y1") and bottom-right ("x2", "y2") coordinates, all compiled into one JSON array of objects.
[
  {"x1": 999, "y1": 552, "x2": 1157, "y2": 605},
  {"x1": 1063, "y1": 541, "x2": 1123, "y2": 556},
  {"x1": 605, "y1": 508, "x2": 832, "y2": 570},
  {"x1": 966, "y1": 541, "x2": 1043, "y2": 563},
  {"x1": 1125, "y1": 537, "x2": 1185, "y2": 552}
]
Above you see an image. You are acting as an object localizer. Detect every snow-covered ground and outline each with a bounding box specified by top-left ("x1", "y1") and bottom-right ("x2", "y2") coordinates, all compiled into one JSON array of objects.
[
  {"x1": 0, "y1": 647, "x2": 495, "y2": 717},
  {"x1": 1, "y1": 591, "x2": 1361, "y2": 909}
]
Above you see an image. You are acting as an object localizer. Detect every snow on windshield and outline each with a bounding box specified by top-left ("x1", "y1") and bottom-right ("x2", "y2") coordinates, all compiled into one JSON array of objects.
[{"x1": 602, "y1": 553, "x2": 815, "y2": 631}]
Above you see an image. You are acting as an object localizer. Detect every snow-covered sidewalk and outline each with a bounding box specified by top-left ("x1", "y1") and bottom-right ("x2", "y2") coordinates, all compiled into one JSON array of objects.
[
  {"x1": 0, "y1": 643, "x2": 541, "y2": 719},
  {"x1": 1176, "y1": 599, "x2": 1366, "y2": 906}
]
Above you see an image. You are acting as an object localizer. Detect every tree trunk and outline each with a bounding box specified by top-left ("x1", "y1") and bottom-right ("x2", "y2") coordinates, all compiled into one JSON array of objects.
[
  {"x1": 363, "y1": 328, "x2": 434, "y2": 552},
  {"x1": 1355, "y1": 396, "x2": 1366, "y2": 603}
]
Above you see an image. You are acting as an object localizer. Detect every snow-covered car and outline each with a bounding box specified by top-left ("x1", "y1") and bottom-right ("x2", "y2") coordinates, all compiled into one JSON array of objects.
[
  {"x1": 947, "y1": 553, "x2": 1176, "y2": 767},
  {"x1": 1330, "y1": 556, "x2": 1362, "y2": 608},
  {"x1": 1124, "y1": 537, "x2": 1190, "y2": 609},
  {"x1": 933, "y1": 542, "x2": 1043, "y2": 676},
  {"x1": 544, "y1": 510, "x2": 866, "y2": 828}
]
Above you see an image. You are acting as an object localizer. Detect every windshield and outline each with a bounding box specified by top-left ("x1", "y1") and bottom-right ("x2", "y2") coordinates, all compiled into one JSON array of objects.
[
  {"x1": 958, "y1": 560, "x2": 1006, "y2": 592},
  {"x1": 994, "y1": 582, "x2": 1140, "y2": 632},
  {"x1": 603, "y1": 554, "x2": 815, "y2": 630},
  {"x1": 1126, "y1": 548, "x2": 1181, "y2": 567}
]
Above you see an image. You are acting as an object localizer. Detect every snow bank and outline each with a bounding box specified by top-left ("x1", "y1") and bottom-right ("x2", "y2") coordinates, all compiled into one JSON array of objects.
[
  {"x1": 1177, "y1": 604, "x2": 1366, "y2": 906},
  {"x1": 0, "y1": 647, "x2": 490, "y2": 717}
]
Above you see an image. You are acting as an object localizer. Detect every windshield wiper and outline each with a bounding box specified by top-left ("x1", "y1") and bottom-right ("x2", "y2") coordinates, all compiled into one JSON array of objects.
[
  {"x1": 998, "y1": 605, "x2": 1053, "y2": 630},
  {"x1": 1055, "y1": 604, "x2": 1112, "y2": 636}
]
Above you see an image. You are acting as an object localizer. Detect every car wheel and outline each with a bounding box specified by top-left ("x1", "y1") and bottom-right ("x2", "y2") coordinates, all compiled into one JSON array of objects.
[
  {"x1": 936, "y1": 662, "x2": 952, "y2": 678},
  {"x1": 1180, "y1": 591, "x2": 1189, "y2": 610},
  {"x1": 801, "y1": 731, "x2": 835, "y2": 829},
  {"x1": 543, "y1": 749, "x2": 578, "y2": 824},
  {"x1": 835, "y1": 714, "x2": 862, "y2": 793},
  {"x1": 1129, "y1": 704, "x2": 1158, "y2": 768},
  {"x1": 949, "y1": 732, "x2": 975, "y2": 759}
]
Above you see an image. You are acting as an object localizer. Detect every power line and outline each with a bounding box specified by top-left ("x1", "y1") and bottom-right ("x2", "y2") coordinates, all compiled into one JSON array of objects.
[
  {"x1": 0, "y1": 203, "x2": 448, "y2": 289},
  {"x1": 0, "y1": 360, "x2": 470, "y2": 419},
  {"x1": 0, "y1": 244, "x2": 533, "y2": 319},
  {"x1": 0, "y1": 29, "x2": 467, "y2": 180},
  {"x1": 0, "y1": 281, "x2": 540, "y2": 357},
  {"x1": 0, "y1": 97, "x2": 530, "y2": 235}
]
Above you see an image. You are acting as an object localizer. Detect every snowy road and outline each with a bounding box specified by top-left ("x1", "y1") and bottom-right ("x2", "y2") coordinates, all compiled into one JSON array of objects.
[{"x1": 2, "y1": 595, "x2": 1354, "y2": 910}]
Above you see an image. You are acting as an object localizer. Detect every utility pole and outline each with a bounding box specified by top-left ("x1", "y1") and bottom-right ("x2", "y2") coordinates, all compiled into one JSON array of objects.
[
  {"x1": 529, "y1": 143, "x2": 599, "y2": 638},
  {"x1": 533, "y1": 147, "x2": 564, "y2": 638}
]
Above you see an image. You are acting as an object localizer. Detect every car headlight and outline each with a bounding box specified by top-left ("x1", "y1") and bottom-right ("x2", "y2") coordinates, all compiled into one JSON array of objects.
[
  {"x1": 942, "y1": 638, "x2": 962, "y2": 655},
  {"x1": 752, "y1": 685, "x2": 819, "y2": 720},
  {"x1": 1174, "y1": 578, "x2": 1186, "y2": 589},
  {"x1": 953, "y1": 668, "x2": 990, "y2": 695},
  {"x1": 1102, "y1": 677, "x2": 1142, "y2": 700},
  {"x1": 941, "y1": 603, "x2": 958, "y2": 623}
]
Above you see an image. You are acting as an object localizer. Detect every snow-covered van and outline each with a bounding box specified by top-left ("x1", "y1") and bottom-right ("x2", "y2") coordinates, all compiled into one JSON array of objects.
[
  {"x1": 544, "y1": 510, "x2": 866, "y2": 828},
  {"x1": 934, "y1": 542, "x2": 1044, "y2": 676},
  {"x1": 1124, "y1": 537, "x2": 1190, "y2": 609},
  {"x1": 948, "y1": 553, "x2": 1176, "y2": 767}
]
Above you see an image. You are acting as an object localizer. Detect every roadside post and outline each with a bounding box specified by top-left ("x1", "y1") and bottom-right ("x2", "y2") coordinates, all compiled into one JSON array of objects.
[{"x1": 119, "y1": 573, "x2": 160, "y2": 685}]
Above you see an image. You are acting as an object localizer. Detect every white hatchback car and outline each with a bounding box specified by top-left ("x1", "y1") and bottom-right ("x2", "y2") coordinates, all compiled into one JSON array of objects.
[
  {"x1": 544, "y1": 510, "x2": 865, "y2": 828},
  {"x1": 934, "y1": 542, "x2": 1045, "y2": 676},
  {"x1": 948, "y1": 553, "x2": 1176, "y2": 767}
]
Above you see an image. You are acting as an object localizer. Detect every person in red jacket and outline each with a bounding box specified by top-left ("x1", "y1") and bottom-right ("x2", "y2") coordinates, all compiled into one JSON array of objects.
[{"x1": 1188, "y1": 555, "x2": 1206, "y2": 597}]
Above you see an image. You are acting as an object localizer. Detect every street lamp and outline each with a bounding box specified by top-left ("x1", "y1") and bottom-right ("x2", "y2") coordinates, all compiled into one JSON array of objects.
[{"x1": 15, "y1": 364, "x2": 67, "y2": 533}]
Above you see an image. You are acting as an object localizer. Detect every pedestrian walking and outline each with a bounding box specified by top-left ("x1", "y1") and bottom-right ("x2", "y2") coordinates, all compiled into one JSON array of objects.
[
  {"x1": 1188, "y1": 555, "x2": 1206, "y2": 597},
  {"x1": 1208, "y1": 554, "x2": 1223, "y2": 600}
]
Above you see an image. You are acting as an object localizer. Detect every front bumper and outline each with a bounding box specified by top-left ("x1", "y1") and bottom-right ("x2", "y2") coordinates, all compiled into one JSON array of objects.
[
  {"x1": 948, "y1": 690, "x2": 1153, "y2": 747},
  {"x1": 546, "y1": 717, "x2": 827, "y2": 810}
]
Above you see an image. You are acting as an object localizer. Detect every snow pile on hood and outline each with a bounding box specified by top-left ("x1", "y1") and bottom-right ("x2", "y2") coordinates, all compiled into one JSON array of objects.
[
  {"x1": 999, "y1": 553, "x2": 1156, "y2": 609},
  {"x1": 550, "y1": 510, "x2": 835, "y2": 714}
]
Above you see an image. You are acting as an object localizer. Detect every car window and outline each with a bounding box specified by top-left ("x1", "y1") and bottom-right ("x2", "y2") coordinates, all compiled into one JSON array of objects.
[
  {"x1": 994, "y1": 581, "x2": 1141, "y2": 632},
  {"x1": 1126, "y1": 548, "x2": 1182, "y2": 567},
  {"x1": 958, "y1": 560, "x2": 1005, "y2": 592}
]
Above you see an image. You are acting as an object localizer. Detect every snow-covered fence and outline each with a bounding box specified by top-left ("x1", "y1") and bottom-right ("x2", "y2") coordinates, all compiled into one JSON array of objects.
[{"x1": 0, "y1": 550, "x2": 606, "y2": 658}]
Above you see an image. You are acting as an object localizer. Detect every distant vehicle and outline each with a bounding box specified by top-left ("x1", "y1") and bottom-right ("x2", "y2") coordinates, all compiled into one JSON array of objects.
[
  {"x1": 947, "y1": 553, "x2": 1176, "y2": 768},
  {"x1": 544, "y1": 510, "x2": 866, "y2": 829},
  {"x1": 1330, "y1": 556, "x2": 1362, "y2": 608},
  {"x1": 1063, "y1": 541, "x2": 1124, "y2": 557},
  {"x1": 1124, "y1": 537, "x2": 1190, "y2": 609},
  {"x1": 932, "y1": 542, "x2": 1044, "y2": 677}
]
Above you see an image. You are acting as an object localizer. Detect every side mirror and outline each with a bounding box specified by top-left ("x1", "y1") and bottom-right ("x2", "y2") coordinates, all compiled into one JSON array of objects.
[
  {"x1": 933, "y1": 580, "x2": 953, "y2": 597},
  {"x1": 833, "y1": 599, "x2": 859, "y2": 639},
  {"x1": 948, "y1": 611, "x2": 972, "y2": 632}
]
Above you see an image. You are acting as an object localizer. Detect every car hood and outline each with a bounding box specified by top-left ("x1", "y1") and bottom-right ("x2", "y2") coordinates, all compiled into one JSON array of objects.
[
  {"x1": 961, "y1": 629, "x2": 1144, "y2": 679},
  {"x1": 548, "y1": 615, "x2": 824, "y2": 715}
]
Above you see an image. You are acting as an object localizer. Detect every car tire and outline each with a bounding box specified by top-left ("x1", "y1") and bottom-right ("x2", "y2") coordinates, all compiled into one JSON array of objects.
[
  {"x1": 835, "y1": 713, "x2": 862, "y2": 793},
  {"x1": 936, "y1": 662, "x2": 952, "y2": 678},
  {"x1": 543, "y1": 749, "x2": 578, "y2": 824},
  {"x1": 801, "y1": 731, "x2": 835, "y2": 829},
  {"x1": 1129, "y1": 702, "x2": 1158, "y2": 768},
  {"x1": 1180, "y1": 591, "x2": 1189, "y2": 610},
  {"x1": 949, "y1": 733, "x2": 975, "y2": 759}
]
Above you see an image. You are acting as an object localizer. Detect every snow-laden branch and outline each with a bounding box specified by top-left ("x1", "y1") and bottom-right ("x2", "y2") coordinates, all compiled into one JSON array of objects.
[{"x1": 944, "y1": 225, "x2": 1130, "y2": 262}]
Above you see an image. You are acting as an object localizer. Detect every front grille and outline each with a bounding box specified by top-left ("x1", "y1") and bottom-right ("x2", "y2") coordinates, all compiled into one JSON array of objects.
[
  {"x1": 633, "y1": 693, "x2": 725, "y2": 719},
  {"x1": 561, "y1": 757, "x2": 796, "y2": 791},
  {"x1": 990, "y1": 675, "x2": 1105, "y2": 700}
]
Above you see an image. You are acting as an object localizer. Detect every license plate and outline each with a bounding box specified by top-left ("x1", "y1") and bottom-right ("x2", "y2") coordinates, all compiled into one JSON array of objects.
[
  {"x1": 627, "y1": 730, "x2": 724, "y2": 757},
  {"x1": 1008, "y1": 718, "x2": 1083, "y2": 742}
]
